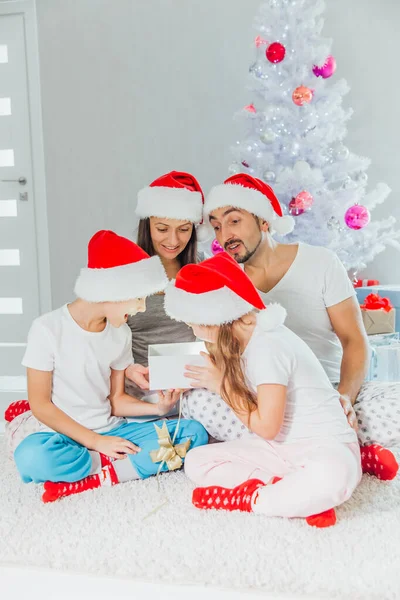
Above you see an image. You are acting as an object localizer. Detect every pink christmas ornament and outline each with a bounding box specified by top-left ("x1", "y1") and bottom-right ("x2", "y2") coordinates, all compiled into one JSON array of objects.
[
  {"x1": 244, "y1": 103, "x2": 257, "y2": 113},
  {"x1": 313, "y1": 55, "x2": 337, "y2": 79},
  {"x1": 292, "y1": 86, "x2": 313, "y2": 106},
  {"x1": 295, "y1": 190, "x2": 314, "y2": 210},
  {"x1": 211, "y1": 239, "x2": 224, "y2": 255},
  {"x1": 255, "y1": 35, "x2": 268, "y2": 48},
  {"x1": 344, "y1": 204, "x2": 370, "y2": 230},
  {"x1": 288, "y1": 191, "x2": 314, "y2": 216}
]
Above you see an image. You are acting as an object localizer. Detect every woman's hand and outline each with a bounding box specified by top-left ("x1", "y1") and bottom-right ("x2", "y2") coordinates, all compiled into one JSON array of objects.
[
  {"x1": 91, "y1": 434, "x2": 141, "y2": 460},
  {"x1": 156, "y1": 389, "x2": 183, "y2": 416},
  {"x1": 184, "y1": 352, "x2": 223, "y2": 394},
  {"x1": 125, "y1": 363, "x2": 150, "y2": 390}
]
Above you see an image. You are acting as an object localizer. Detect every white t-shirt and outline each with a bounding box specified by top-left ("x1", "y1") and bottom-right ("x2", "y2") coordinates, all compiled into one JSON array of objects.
[
  {"x1": 22, "y1": 305, "x2": 133, "y2": 433},
  {"x1": 250, "y1": 243, "x2": 356, "y2": 383},
  {"x1": 243, "y1": 324, "x2": 357, "y2": 444}
]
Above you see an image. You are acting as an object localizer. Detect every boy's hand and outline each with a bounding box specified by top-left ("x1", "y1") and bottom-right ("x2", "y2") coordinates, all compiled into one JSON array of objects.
[
  {"x1": 184, "y1": 352, "x2": 223, "y2": 394},
  {"x1": 156, "y1": 389, "x2": 183, "y2": 416},
  {"x1": 92, "y1": 434, "x2": 140, "y2": 459},
  {"x1": 125, "y1": 364, "x2": 150, "y2": 390}
]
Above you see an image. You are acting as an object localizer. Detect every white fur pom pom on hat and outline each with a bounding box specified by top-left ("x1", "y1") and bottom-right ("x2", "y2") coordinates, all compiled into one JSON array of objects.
[{"x1": 256, "y1": 303, "x2": 287, "y2": 331}]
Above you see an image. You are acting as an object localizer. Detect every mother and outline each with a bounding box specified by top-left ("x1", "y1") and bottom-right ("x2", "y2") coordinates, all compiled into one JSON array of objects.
[{"x1": 125, "y1": 171, "x2": 207, "y2": 410}]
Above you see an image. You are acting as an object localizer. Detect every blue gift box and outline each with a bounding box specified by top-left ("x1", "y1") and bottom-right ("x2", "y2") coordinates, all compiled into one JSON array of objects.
[{"x1": 356, "y1": 285, "x2": 400, "y2": 333}]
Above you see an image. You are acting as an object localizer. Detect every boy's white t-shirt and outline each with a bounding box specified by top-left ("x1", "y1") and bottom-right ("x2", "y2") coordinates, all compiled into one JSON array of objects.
[
  {"x1": 250, "y1": 243, "x2": 356, "y2": 383},
  {"x1": 22, "y1": 305, "x2": 133, "y2": 433},
  {"x1": 243, "y1": 324, "x2": 357, "y2": 445}
]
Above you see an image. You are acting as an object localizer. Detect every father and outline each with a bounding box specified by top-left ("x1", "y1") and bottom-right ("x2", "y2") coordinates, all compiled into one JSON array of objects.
[
  {"x1": 185, "y1": 173, "x2": 398, "y2": 480},
  {"x1": 203, "y1": 173, "x2": 368, "y2": 420}
]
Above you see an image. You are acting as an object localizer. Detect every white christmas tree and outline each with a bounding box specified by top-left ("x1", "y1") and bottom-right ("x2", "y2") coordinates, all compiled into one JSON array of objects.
[{"x1": 229, "y1": 0, "x2": 399, "y2": 277}]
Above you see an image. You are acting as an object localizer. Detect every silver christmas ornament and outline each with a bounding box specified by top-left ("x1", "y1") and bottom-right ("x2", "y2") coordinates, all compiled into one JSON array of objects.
[
  {"x1": 357, "y1": 172, "x2": 368, "y2": 185},
  {"x1": 260, "y1": 130, "x2": 277, "y2": 144},
  {"x1": 327, "y1": 216, "x2": 341, "y2": 231},
  {"x1": 342, "y1": 176, "x2": 353, "y2": 189},
  {"x1": 263, "y1": 170, "x2": 276, "y2": 182}
]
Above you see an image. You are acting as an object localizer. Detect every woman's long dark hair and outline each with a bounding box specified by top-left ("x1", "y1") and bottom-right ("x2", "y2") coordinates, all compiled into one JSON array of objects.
[{"x1": 137, "y1": 218, "x2": 198, "y2": 267}]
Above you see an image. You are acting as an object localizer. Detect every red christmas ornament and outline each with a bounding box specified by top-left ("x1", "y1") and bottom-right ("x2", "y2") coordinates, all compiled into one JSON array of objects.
[
  {"x1": 292, "y1": 86, "x2": 313, "y2": 106},
  {"x1": 244, "y1": 103, "x2": 257, "y2": 113},
  {"x1": 266, "y1": 42, "x2": 286, "y2": 64}
]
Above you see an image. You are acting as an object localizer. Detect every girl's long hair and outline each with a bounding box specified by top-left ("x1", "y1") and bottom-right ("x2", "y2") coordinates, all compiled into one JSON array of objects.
[
  {"x1": 206, "y1": 319, "x2": 257, "y2": 418},
  {"x1": 137, "y1": 218, "x2": 198, "y2": 267}
]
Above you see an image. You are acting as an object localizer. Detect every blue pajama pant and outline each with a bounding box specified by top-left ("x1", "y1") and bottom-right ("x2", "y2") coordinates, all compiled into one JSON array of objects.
[{"x1": 14, "y1": 419, "x2": 208, "y2": 484}]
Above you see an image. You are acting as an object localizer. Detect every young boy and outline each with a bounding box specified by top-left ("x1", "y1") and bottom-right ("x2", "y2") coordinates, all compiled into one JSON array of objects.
[{"x1": 6, "y1": 230, "x2": 208, "y2": 502}]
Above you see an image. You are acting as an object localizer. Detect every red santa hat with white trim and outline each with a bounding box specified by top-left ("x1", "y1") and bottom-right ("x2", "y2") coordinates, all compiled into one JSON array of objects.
[
  {"x1": 164, "y1": 251, "x2": 286, "y2": 330},
  {"x1": 201, "y1": 173, "x2": 295, "y2": 237},
  {"x1": 136, "y1": 170, "x2": 209, "y2": 241},
  {"x1": 74, "y1": 230, "x2": 168, "y2": 302}
]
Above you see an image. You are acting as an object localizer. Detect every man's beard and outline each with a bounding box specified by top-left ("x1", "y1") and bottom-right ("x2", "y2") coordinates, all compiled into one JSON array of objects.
[{"x1": 225, "y1": 235, "x2": 262, "y2": 264}]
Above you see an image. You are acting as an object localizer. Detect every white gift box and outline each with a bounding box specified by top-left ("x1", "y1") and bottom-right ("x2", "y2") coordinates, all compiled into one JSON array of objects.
[
  {"x1": 366, "y1": 342, "x2": 400, "y2": 382},
  {"x1": 148, "y1": 341, "x2": 207, "y2": 390}
]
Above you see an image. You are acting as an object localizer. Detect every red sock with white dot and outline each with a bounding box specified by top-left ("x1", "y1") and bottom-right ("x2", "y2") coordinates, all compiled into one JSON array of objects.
[
  {"x1": 361, "y1": 444, "x2": 398, "y2": 481},
  {"x1": 42, "y1": 454, "x2": 119, "y2": 503},
  {"x1": 4, "y1": 400, "x2": 30, "y2": 423},
  {"x1": 192, "y1": 478, "x2": 265, "y2": 512},
  {"x1": 193, "y1": 476, "x2": 337, "y2": 528},
  {"x1": 192, "y1": 477, "x2": 284, "y2": 513}
]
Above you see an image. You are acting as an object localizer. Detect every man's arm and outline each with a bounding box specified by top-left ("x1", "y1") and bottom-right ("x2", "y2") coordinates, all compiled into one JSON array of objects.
[{"x1": 327, "y1": 296, "x2": 369, "y2": 405}]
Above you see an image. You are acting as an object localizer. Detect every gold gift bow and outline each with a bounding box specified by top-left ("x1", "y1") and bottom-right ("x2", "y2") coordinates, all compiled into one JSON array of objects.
[
  {"x1": 143, "y1": 392, "x2": 190, "y2": 521},
  {"x1": 149, "y1": 421, "x2": 191, "y2": 471}
]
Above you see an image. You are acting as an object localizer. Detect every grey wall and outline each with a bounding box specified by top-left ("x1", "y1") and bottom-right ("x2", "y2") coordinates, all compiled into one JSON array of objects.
[{"x1": 35, "y1": 0, "x2": 400, "y2": 307}]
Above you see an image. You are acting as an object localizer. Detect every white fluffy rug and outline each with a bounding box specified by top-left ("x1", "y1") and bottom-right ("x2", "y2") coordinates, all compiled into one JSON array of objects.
[{"x1": 1, "y1": 441, "x2": 400, "y2": 600}]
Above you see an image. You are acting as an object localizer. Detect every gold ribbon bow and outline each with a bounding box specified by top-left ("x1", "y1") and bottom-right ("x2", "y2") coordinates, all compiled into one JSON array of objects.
[{"x1": 149, "y1": 421, "x2": 191, "y2": 471}]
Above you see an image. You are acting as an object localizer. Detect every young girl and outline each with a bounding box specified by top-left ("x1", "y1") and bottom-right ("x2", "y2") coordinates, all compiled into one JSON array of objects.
[
  {"x1": 164, "y1": 252, "x2": 362, "y2": 528},
  {"x1": 5, "y1": 231, "x2": 208, "y2": 502},
  {"x1": 124, "y1": 170, "x2": 207, "y2": 407}
]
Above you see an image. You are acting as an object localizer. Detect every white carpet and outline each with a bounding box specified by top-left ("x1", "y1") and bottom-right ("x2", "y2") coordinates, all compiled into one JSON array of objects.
[{"x1": 1, "y1": 441, "x2": 400, "y2": 600}]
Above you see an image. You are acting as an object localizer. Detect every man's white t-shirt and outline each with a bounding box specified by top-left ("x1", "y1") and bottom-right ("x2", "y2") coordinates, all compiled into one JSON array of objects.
[
  {"x1": 22, "y1": 305, "x2": 133, "y2": 433},
  {"x1": 251, "y1": 243, "x2": 356, "y2": 383},
  {"x1": 243, "y1": 324, "x2": 357, "y2": 444}
]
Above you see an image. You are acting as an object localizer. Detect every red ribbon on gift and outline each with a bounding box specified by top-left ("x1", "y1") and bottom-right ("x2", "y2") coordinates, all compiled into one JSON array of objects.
[
  {"x1": 353, "y1": 279, "x2": 380, "y2": 288},
  {"x1": 360, "y1": 293, "x2": 393, "y2": 312}
]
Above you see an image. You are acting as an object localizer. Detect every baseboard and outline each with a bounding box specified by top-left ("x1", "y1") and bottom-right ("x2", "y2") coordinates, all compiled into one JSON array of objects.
[{"x1": 0, "y1": 565, "x2": 313, "y2": 600}]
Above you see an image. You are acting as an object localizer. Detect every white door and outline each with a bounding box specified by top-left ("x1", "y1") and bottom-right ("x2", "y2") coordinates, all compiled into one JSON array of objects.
[{"x1": 0, "y1": 1, "x2": 50, "y2": 412}]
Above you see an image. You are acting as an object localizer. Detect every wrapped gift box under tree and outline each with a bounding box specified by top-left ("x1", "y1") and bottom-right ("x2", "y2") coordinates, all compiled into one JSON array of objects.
[
  {"x1": 366, "y1": 333, "x2": 400, "y2": 382},
  {"x1": 356, "y1": 286, "x2": 400, "y2": 332},
  {"x1": 359, "y1": 293, "x2": 395, "y2": 335}
]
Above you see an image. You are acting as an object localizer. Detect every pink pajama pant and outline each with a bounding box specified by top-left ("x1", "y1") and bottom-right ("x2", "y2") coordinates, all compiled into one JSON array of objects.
[{"x1": 184, "y1": 436, "x2": 362, "y2": 518}]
